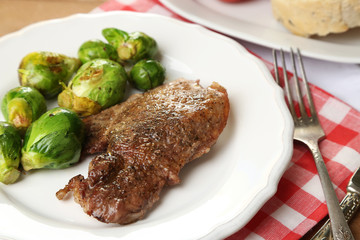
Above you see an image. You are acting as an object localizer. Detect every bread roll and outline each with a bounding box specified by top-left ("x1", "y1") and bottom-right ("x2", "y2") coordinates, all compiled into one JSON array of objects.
[{"x1": 271, "y1": 0, "x2": 360, "y2": 37}]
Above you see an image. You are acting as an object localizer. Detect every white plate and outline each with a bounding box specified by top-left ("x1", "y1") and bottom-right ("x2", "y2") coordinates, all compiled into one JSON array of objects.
[
  {"x1": 160, "y1": 0, "x2": 360, "y2": 64},
  {"x1": 0, "y1": 12, "x2": 293, "y2": 240}
]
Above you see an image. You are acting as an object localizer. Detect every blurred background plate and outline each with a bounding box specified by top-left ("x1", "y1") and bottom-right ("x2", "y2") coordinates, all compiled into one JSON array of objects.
[{"x1": 160, "y1": 0, "x2": 360, "y2": 64}]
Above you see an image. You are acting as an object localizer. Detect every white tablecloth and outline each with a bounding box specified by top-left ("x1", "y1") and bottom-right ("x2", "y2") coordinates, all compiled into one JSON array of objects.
[{"x1": 241, "y1": 41, "x2": 360, "y2": 112}]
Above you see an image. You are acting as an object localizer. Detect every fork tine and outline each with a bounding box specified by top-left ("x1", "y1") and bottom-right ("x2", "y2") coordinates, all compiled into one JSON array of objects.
[
  {"x1": 277, "y1": 49, "x2": 297, "y2": 119},
  {"x1": 291, "y1": 48, "x2": 308, "y2": 120},
  {"x1": 272, "y1": 50, "x2": 280, "y2": 85},
  {"x1": 296, "y1": 48, "x2": 317, "y2": 118}
]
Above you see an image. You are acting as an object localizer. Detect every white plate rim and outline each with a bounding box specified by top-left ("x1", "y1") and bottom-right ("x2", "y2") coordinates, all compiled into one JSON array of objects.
[
  {"x1": 0, "y1": 11, "x2": 294, "y2": 240},
  {"x1": 160, "y1": 0, "x2": 360, "y2": 64}
]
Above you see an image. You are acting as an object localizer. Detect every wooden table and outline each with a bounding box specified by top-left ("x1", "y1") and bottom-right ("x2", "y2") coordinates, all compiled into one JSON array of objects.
[
  {"x1": 0, "y1": 0, "x2": 105, "y2": 36},
  {"x1": 1, "y1": 0, "x2": 360, "y2": 239}
]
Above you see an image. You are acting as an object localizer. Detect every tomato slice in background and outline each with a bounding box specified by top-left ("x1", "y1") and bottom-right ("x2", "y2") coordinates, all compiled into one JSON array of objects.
[{"x1": 219, "y1": 0, "x2": 247, "y2": 3}]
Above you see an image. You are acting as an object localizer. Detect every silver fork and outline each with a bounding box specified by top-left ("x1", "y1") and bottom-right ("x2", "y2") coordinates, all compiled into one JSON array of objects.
[{"x1": 273, "y1": 48, "x2": 354, "y2": 240}]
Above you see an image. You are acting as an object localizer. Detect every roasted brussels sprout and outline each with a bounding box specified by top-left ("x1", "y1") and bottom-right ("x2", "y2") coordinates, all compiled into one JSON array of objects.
[
  {"x1": 1, "y1": 86, "x2": 47, "y2": 134},
  {"x1": 21, "y1": 107, "x2": 84, "y2": 171},
  {"x1": 0, "y1": 122, "x2": 22, "y2": 184},
  {"x1": 78, "y1": 39, "x2": 118, "y2": 64},
  {"x1": 58, "y1": 59, "x2": 128, "y2": 117},
  {"x1": 18, "y1": 51, "x2": 81, "y2": 99},
  {"x1": 129, "y1": 59, "x2": 166, "y2": 91},
  {"x1": 102, "y1": 28, "x2": 157, "y2": 63}
]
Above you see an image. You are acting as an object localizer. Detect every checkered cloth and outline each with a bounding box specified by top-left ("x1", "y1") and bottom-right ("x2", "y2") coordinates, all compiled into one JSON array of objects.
[{"x1": 93, "y1": 1, "x2": 360, "y2": 239}]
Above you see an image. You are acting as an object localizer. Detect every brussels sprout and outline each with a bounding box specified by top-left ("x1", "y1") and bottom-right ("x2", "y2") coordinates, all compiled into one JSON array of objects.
[
  {"x1": 102, "y1": 28, "x2": 129, "y2": 49},
  {"x1": 78, "y1": 39, "x2": 119, "y2": 64},
  {"x1": 129, "y1": 59, "x2": 166, "y2": 91},
  {"x1": 0, "y1": 122, "x2": 22, "y2": 184},
  {"x1": 18, "y1": 51, "x2": 81, "y2": 99},
  {"x1": 21, "y1": 107, "x2": 84, "y2": 171},
  {"x1": 102, "y1": 28, "x2": 157, "y2": 63},
  {"x1": 58, "y1": 59, "x2": 128, "y2": 117},
  {"x1": 1, "y1": 86, "x2": 47, "y2": 133}
]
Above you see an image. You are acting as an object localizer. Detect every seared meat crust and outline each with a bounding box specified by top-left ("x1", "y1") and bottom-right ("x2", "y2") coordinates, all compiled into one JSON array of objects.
[{"x1": 56, "y1": 78, "x2": 230, "y2": 224}]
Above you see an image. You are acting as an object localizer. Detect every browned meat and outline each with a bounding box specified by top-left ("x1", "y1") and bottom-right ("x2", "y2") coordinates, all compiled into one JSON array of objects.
[{"x1": 56, "y1": 78, "x2": 230, "y2": 224}]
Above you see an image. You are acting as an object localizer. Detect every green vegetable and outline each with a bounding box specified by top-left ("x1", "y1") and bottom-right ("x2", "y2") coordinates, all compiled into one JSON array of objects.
[
  {"x1": 18, "y1": 51, "x2": 81, "y2": 99},
  {"x1": 58, "y1": 59, "x2": 128, "y2": 117},
  {"x1": 129, "y1": 59, "x2": 166, "y2": 90},
  {"x1": 0, "y1": 122, "x2": 22, "y2": 184},
  {"x1": 1, "y1": 86, "x2": 47, "y2": 134},
  {"x1": 78, "y1": 39, "x2": 118, "y2": 64},
  {"x1": 21, "y1": 107, "x2": 84, "y2": 171},
  {"x1": 102, "y1": 28, "x2": 157, "y2": 63}
]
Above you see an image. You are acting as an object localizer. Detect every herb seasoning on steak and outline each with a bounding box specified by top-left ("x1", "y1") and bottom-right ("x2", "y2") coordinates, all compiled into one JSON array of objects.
[{"x1": 56, "y1": 78, "x2": 230, "y2": 224}]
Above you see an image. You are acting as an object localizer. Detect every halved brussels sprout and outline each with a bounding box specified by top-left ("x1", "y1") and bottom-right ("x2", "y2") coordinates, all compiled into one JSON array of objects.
[
  {"x1": 0, "y1": 122, "x2": 22, "y2": 184},
  {"x1": 129, "y1": 59, "x2": 166, "y2": 91},
  {"x1": 102, "y1": 28, "x2": 157, "y2": 63},
  {"x1": 18, "y1": 51, "x2": 81, "y2": 99},
  {"x1": 78, "y1": 39, "x2": 118, "y2": 64},
  {"x1": 1, "y1": 86, "x2": 47, "y2": 133},
  {"x1": 21, "y1": 107, "x2": 84, "y2": 171},
  {"x1": 58, "y1": 59, "x2": 128, "y2": 117}
]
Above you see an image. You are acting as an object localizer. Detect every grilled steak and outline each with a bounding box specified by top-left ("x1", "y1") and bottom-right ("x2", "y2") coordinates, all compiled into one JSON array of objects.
[{"x1": 56, "y1": 78, "x2": 230, "y2": 224}]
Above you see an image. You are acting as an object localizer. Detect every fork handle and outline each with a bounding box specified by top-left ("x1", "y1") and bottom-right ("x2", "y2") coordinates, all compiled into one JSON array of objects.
[
  {"x1": 308, "y1": 139, "x2": 355, "y2": 240},
  {"x1": 311, "y1": 192, "x2": 360, "y2": 240}
]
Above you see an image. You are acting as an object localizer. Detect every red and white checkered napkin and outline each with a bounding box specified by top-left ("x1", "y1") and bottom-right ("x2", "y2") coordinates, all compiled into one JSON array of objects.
[{"x1": 93, "y1": 1, "x2": 360, "y2": 239}]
